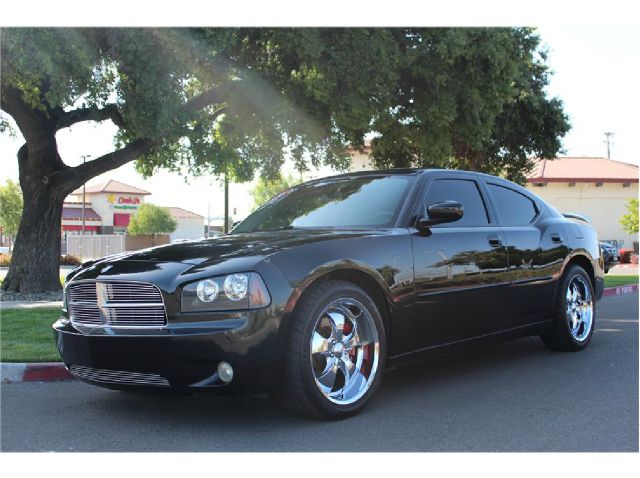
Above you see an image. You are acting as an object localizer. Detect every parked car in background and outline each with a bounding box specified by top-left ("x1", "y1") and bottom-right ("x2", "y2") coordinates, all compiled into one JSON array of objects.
[
  {"x1": 54, "y1": 169, "x2": 604, "y2": 419},
  {"x1": 599, "y1": 241, "x2": 619, "y2": 273}
]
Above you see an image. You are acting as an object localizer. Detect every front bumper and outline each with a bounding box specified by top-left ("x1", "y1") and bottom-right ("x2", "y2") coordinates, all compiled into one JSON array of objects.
[{"x1": 53, "y1": 310, "x2": 281, "y2": 393}]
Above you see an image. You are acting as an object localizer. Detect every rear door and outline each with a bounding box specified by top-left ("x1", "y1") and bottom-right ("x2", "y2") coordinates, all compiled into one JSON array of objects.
[
  {"x1": 406, "y1": 174, "x2": 510, "y2": 351},
  {"x1": 483, "y1": 181, "x2": 568, "y2": 327}
]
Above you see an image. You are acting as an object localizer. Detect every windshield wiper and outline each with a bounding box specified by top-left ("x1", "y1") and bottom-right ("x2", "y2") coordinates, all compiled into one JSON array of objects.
[{"x1": 262, "y1": 225, "x2": 299, "y2": 231}]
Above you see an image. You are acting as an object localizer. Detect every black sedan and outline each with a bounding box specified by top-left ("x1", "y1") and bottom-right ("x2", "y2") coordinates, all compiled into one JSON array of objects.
[{"x1": 54, "y1": 169, "x2": 605, "y2": 419}]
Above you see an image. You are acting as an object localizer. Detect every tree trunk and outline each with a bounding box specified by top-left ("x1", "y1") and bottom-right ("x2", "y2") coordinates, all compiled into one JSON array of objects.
[
  {"x1": 2, "y1": 187, "x2": 64, "y2": 293},
  {"x1": 1, "y1": 143, "x2": 67, "y2": 293}
]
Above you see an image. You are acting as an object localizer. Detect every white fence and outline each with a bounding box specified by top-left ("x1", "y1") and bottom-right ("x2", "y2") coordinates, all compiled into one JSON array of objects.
[{"x1": 67, "y1": 235, "x2": 125, "y2": 261}]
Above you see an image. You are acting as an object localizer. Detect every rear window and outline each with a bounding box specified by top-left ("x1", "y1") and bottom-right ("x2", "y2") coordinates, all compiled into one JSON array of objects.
[{"x1": 487, "y1": 183, "x2": 538, "y2": 226}]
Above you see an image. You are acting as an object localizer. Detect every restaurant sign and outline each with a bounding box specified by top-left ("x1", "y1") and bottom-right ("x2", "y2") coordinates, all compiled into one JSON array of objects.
[{"x1": 107, "y1": 194, "x2": 142, "y2": 211}]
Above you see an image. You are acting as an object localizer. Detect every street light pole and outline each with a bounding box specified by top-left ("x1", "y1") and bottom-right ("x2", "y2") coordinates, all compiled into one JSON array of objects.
[
  {"x1": 80, "y1": 154, "x2": 91, "y2": 235},
  {"x1": 224, "y1": 173, "x2": 229, "y2": 234},
  {"x1": 604, "y1": 132, "x2": 614, "y2": 160}
]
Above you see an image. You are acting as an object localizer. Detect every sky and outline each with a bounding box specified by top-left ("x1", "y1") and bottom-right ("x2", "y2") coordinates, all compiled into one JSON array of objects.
[{"x1": 1, "y1": 26, "x2": 639, "y2": 223}]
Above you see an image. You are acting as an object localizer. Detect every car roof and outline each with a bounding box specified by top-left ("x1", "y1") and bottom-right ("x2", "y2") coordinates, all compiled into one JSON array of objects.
[
  {"x1": 314, "y1": 168, "x2": 506, "y2": 183},
  {"x1": 310, "y1": 168, "x2": 536, "y2": 201}
]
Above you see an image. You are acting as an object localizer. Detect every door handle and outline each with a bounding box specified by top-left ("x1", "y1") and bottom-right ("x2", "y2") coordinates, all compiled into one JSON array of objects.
[
  {"x1": 488, "y1": 235, "x2": 503, "y2": 248},
  {"x1": 551, "y1": 233, "x2": 563, "y2": 243}
]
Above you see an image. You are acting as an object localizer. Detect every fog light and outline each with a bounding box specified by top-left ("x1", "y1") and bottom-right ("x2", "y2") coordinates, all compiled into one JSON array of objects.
[{"x1": 217, "y1": 361, "x2": 234, "y2": 383}]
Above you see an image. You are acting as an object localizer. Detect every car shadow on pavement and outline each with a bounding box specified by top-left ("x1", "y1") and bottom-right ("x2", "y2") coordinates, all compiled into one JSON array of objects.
[{"x1": 83, "y1": 335, "x2": 555, "y2": 425}]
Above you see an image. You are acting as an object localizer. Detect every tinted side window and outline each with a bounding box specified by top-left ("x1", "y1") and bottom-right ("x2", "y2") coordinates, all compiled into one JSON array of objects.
[
  {"x1": 424, "y1": 179, "x2": 489, "y2": 226},
  {"x1": 487, "y1": 183, "x2": 537, "y2": 226}
]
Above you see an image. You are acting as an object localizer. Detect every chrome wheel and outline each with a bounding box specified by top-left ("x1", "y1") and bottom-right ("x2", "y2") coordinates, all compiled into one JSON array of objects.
[
  {"x1": 310, "y1": 297, "x2": 380, "y2": 405},
  {"x1": 565, "y1": 275, "x2": 593, "y2": 342}
]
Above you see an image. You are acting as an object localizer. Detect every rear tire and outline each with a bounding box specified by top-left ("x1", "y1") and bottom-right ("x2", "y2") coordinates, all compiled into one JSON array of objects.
[
  {"x1": 541, "y1": 265, "x2": 595, "y2": 351},
  {"x1": 277, "y1": 280, "x2": 386, "y2": 420}
]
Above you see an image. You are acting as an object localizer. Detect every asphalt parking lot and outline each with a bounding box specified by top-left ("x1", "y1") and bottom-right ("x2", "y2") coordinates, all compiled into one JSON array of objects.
[{"x1": 1, "y1": 293, "x2": 637, "y2": 452}]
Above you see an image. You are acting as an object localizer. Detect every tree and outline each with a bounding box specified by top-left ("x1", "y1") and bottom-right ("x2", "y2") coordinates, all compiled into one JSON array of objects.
[
  {"x1": 127, "y1": 203, "x2": 177, "y2": 245},
  {"x1": 0, "y1": 28, "x2": 568, "y2": 293},
  {"x1": 368, "y1": 28, "x2": 570, "y2": 184},
  {"x1": 0, "y1": 179, "x2": 23, "y2": 250},
  {"x1": 250, "y1": 174, "x2": 299, "y2": 211},
  {"x1": 0, "y1": 28, "x2": 399, "y2": 292},
  {"x1": 620, "y1": 198, "x2": 639, "y2": 235}
]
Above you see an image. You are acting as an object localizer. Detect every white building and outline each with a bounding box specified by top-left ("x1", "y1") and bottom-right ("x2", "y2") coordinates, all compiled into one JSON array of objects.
[
  {"x1": 526, "y1": 157, "x2": 638, "y2": 249},
  {"x1": 167, "y1": 207, "x2": 204, "y2": 241},
  {"x1": 66, "y1": 179, "x2": 151, "y2": 234},
  {"x1": 63, "y1": 180, "x2": 205, "y2": 242}
]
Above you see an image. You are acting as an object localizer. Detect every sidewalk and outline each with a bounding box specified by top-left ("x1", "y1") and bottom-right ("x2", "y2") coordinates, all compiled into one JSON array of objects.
[
  {"x1": 608, "y1": 263, "x2": 638, "y2": 275},
  {"x1": 1, "y1": 300, "x2": 63, "y2": 310}
]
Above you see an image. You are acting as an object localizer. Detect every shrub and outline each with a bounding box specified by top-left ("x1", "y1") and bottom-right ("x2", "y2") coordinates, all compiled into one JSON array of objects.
[
  {"x1": 0, "y1": 253, "x2": 10, "y2": 267},
  {"x1": 619, "y1": 249, "x2": 633, "y2": 264},
  {"x1": 59, "y1": 255, "x2": 82, "y2": 266}
]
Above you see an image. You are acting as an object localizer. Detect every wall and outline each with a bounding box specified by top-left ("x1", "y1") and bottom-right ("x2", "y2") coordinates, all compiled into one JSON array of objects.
[
  {"x1": 124, "y1": 234, "x2": 170, "y2": 251},
  {"x1": 526, "y1": 182, "x2": 638, "y2": 248},
  {"x1": 171, "y1": 217, "x2": 204, "y2": 241}
]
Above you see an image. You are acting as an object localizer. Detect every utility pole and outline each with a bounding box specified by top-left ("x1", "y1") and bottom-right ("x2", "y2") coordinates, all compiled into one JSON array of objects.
[
  {"x1": 80, "y1": 154, "x2": 91, "y2": 234},
  {"x1": 224, "y1": 173, "x2": 229, "y2": 234},
  {"x1": 206, "y1": 203, "x2": 210, "y2": 238},
  {"x1": 604, "y1": 132, "x2": 615, "y2": 160}
]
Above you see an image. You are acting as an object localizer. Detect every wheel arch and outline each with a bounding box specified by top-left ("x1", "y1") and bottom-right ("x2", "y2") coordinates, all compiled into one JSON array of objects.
[
  {"x1": 281, "y1": 263, "x2": 394, "y2": 349},
  {"x1": 562, "y1": 252, "x2": 596, "y2": 292}
]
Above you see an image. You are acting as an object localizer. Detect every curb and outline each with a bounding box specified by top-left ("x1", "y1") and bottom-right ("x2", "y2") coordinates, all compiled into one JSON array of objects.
[
  {"x1": 602, "y1": 283, "x2": 639, "y2": 297},
  {"x1": 1, "y1": 283, "x2": 637, "y2": 384},
  {"x1": 2, "y1": 362, "x2": 73, "y2": 384}
]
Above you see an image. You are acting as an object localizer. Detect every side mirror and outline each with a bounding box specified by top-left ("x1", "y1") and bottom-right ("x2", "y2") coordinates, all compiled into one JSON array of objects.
[{"x1": 416, "y1": 201, "x2": 464, "y2": 233}]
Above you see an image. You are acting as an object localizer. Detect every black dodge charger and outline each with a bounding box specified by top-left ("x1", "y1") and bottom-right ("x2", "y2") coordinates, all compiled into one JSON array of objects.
[{"x1": 54, "y1": 169, "x2": 604, "y2": 419}]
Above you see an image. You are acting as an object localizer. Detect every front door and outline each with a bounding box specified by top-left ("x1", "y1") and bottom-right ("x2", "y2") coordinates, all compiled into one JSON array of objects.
[{"x1": 407, "y1": 176, "x2": 510, "y2": 352}]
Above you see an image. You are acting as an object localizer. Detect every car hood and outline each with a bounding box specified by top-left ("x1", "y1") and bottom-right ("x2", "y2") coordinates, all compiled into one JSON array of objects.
[
  {"x1": 89, "y1": 228, "x2": 389, "y2": 266},
  {"x1": 68, "y1": 229, "x2": 394, "y2": 286}
]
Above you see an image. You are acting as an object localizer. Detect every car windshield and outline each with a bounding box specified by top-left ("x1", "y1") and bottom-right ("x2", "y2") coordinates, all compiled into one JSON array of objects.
[{"x1": 232, "y1": 175, "x2": 415, "y2": 233}]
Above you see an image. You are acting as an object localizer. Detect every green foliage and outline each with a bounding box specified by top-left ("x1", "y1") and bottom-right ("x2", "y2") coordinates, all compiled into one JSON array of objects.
[
  {"x1": 620, "y1": 198, "x2": 639, "y2": 235},
  {"x1": 250, "y1": 173, "x2": 299, "y2": 211},
  {"x1": 2, "y1": 28, "x2": 568, "y2": 186},
  {"x1": 0, "y1": 179, "x2": 23, "y2": 236},
  {"x1": 127, "y1": 203, "x2": 177, "y2": 235},
  {"x1": 369, "y1": 28, "x2": 570, "y2": 184}
]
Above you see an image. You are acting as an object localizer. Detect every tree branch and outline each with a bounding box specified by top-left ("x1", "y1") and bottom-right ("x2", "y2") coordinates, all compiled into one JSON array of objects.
[
  {"x1": 0, "y1": 84, "x2": 55, "y2": 143},
  {"x1": 184, "y1": 88, "x2": 224, "y2": 114},
  {"x1": 54, "y1": 104, "x2": 125, "y2": 130},
  {"x1": 50, "y1": 98, "x2": 228, "y2": 193},
  {"x1": 51, "y1": 138, "x2": 158, "y2": 193}
]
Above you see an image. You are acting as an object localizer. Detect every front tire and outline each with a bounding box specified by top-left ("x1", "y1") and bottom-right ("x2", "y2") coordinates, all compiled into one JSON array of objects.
[
  {"x1": 541, "y1": 265, "x2": 595, "y2": 351},
  {"x1": 278, "y1": 280, "x2": 386, "y2": 419}
]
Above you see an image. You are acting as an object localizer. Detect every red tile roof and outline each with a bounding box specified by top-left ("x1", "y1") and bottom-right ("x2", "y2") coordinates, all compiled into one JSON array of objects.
[
  {"x1": 527, "y1": 157, "x2": 638, "y2": 183},
  {"x1": 72, "y1": 179, "x2": 151, "y2": 195},
  {"x1": 167, "y1": 207, "x2": 203, "y2": 219},
  {"x1": 62, "y1": 206, "x2": 102, "y2": 221}
]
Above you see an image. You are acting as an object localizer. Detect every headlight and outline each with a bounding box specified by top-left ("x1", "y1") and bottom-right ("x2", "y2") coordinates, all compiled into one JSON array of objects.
[
  {"x1": 197, "y1": 279, "x2": 219, "y2": 302},
  {"x1": 181, "y1": 272, "x2": 270, "y2": 312},
  {"x1": 224, "y1": 273, "x2": 249, "y2": 301}
]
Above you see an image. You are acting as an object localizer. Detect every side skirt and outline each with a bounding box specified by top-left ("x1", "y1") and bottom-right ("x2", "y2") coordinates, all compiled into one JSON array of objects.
[{"x1": 386, "y1": 320, "x2": 552, "y2": 369}]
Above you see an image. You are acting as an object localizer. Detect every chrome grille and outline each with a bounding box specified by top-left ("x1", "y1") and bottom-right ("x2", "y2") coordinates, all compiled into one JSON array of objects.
[
  {"x1": 67, "y1": 282, "x2": 101, "y2": 325},
  {"x1": 69, "y1": 365, "x2": 169, "y2": 386},
  {"x1": 67, "y1": 281, "x2": 166, "y2": 328}
]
